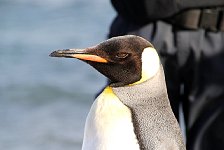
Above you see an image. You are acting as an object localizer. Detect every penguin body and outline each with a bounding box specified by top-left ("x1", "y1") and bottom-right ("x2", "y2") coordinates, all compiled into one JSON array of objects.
[{"x1": 50, "y1": 35, "x2": 186, "y2": 150}]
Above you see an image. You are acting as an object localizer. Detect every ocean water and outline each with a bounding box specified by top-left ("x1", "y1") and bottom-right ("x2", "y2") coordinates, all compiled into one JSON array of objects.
[{"x1": 0, "y1": 0, "x2": 115, "y2": 149}]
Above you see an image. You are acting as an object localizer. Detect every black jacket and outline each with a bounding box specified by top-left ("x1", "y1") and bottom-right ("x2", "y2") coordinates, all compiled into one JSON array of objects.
[{"x1": 111, "y1": 0, "x2": 224, "y2": 24}]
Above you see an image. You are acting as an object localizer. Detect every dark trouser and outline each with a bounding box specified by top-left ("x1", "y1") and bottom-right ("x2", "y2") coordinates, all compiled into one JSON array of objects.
[{"x1": 109, "y1": 16, "x2": 224, "y2": 150}]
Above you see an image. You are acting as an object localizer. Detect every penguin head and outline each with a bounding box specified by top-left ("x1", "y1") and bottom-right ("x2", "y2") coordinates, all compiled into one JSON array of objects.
[{"x1": 50, "y1": 35, "x2": 161, "y2": 87}]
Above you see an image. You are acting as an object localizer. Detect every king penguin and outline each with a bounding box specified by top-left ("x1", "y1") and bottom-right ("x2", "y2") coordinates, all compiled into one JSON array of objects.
[{"x1": 50, "y1": 35, "x2": 186, "y2": 150}]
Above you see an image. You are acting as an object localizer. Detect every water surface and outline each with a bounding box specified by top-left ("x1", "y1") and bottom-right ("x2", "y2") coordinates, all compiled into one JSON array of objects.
[{"x1": 0, "y1": 0, "x2": 115, "y2": 149}]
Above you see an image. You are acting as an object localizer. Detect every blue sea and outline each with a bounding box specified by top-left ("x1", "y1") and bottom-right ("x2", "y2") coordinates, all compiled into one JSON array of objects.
[{"x1": 0, "y1": 0, "x2": 115, "y2": 149}]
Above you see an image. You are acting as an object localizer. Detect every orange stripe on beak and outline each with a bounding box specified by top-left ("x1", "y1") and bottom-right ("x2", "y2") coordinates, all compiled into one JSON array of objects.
[{"x1": 72, "y1": 54, "x2": 108, "y2": 63}]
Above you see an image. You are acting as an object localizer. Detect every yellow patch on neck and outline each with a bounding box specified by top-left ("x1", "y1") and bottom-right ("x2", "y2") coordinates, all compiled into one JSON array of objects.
[
  {"x1": 103, "y1": 86, "x2": 116, "y2": 96},
  {"x1": 130, "y1": 47, "x2": 160, "y2": 86},
  {"x1": 100, "y1": 86, "x2": 121, "y2": 102}
]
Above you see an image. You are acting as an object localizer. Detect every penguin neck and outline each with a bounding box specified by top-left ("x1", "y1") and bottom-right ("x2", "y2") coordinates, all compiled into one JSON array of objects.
[{"x1": 112, "y1": 66, "x2": 168, "y2": 107}]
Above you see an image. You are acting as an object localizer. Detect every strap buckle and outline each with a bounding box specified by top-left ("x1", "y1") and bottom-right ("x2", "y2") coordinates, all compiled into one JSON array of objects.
[{"x1": 199, "y1": 8, "x2": 224, "y2": 32}]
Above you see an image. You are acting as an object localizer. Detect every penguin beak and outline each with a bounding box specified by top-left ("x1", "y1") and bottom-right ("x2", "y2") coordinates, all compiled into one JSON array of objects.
[{"x1": 50, "y1": 48, "x2": 108, "y2": 63}]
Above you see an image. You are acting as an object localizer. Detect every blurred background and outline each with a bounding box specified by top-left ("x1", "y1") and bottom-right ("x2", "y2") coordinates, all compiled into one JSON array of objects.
[{"x1": 0, "y1": 0, "x2": 115, "y2": 149}]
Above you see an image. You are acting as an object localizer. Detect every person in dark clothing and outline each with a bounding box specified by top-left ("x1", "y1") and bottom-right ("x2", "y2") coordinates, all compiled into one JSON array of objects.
[{"x1": 108, "y1": 0, "x2": 224, "y2": 149}]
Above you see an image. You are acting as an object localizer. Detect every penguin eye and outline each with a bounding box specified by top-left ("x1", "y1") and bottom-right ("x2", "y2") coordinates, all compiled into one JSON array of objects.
[{"x1": 115, "y1": 53, "x2": 129, "y2": 59}]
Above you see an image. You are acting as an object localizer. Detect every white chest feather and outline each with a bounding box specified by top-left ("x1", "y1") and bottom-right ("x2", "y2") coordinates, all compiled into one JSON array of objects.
[{"x1": 82, "y1": 87, "x2": 140, "y2": 150}]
